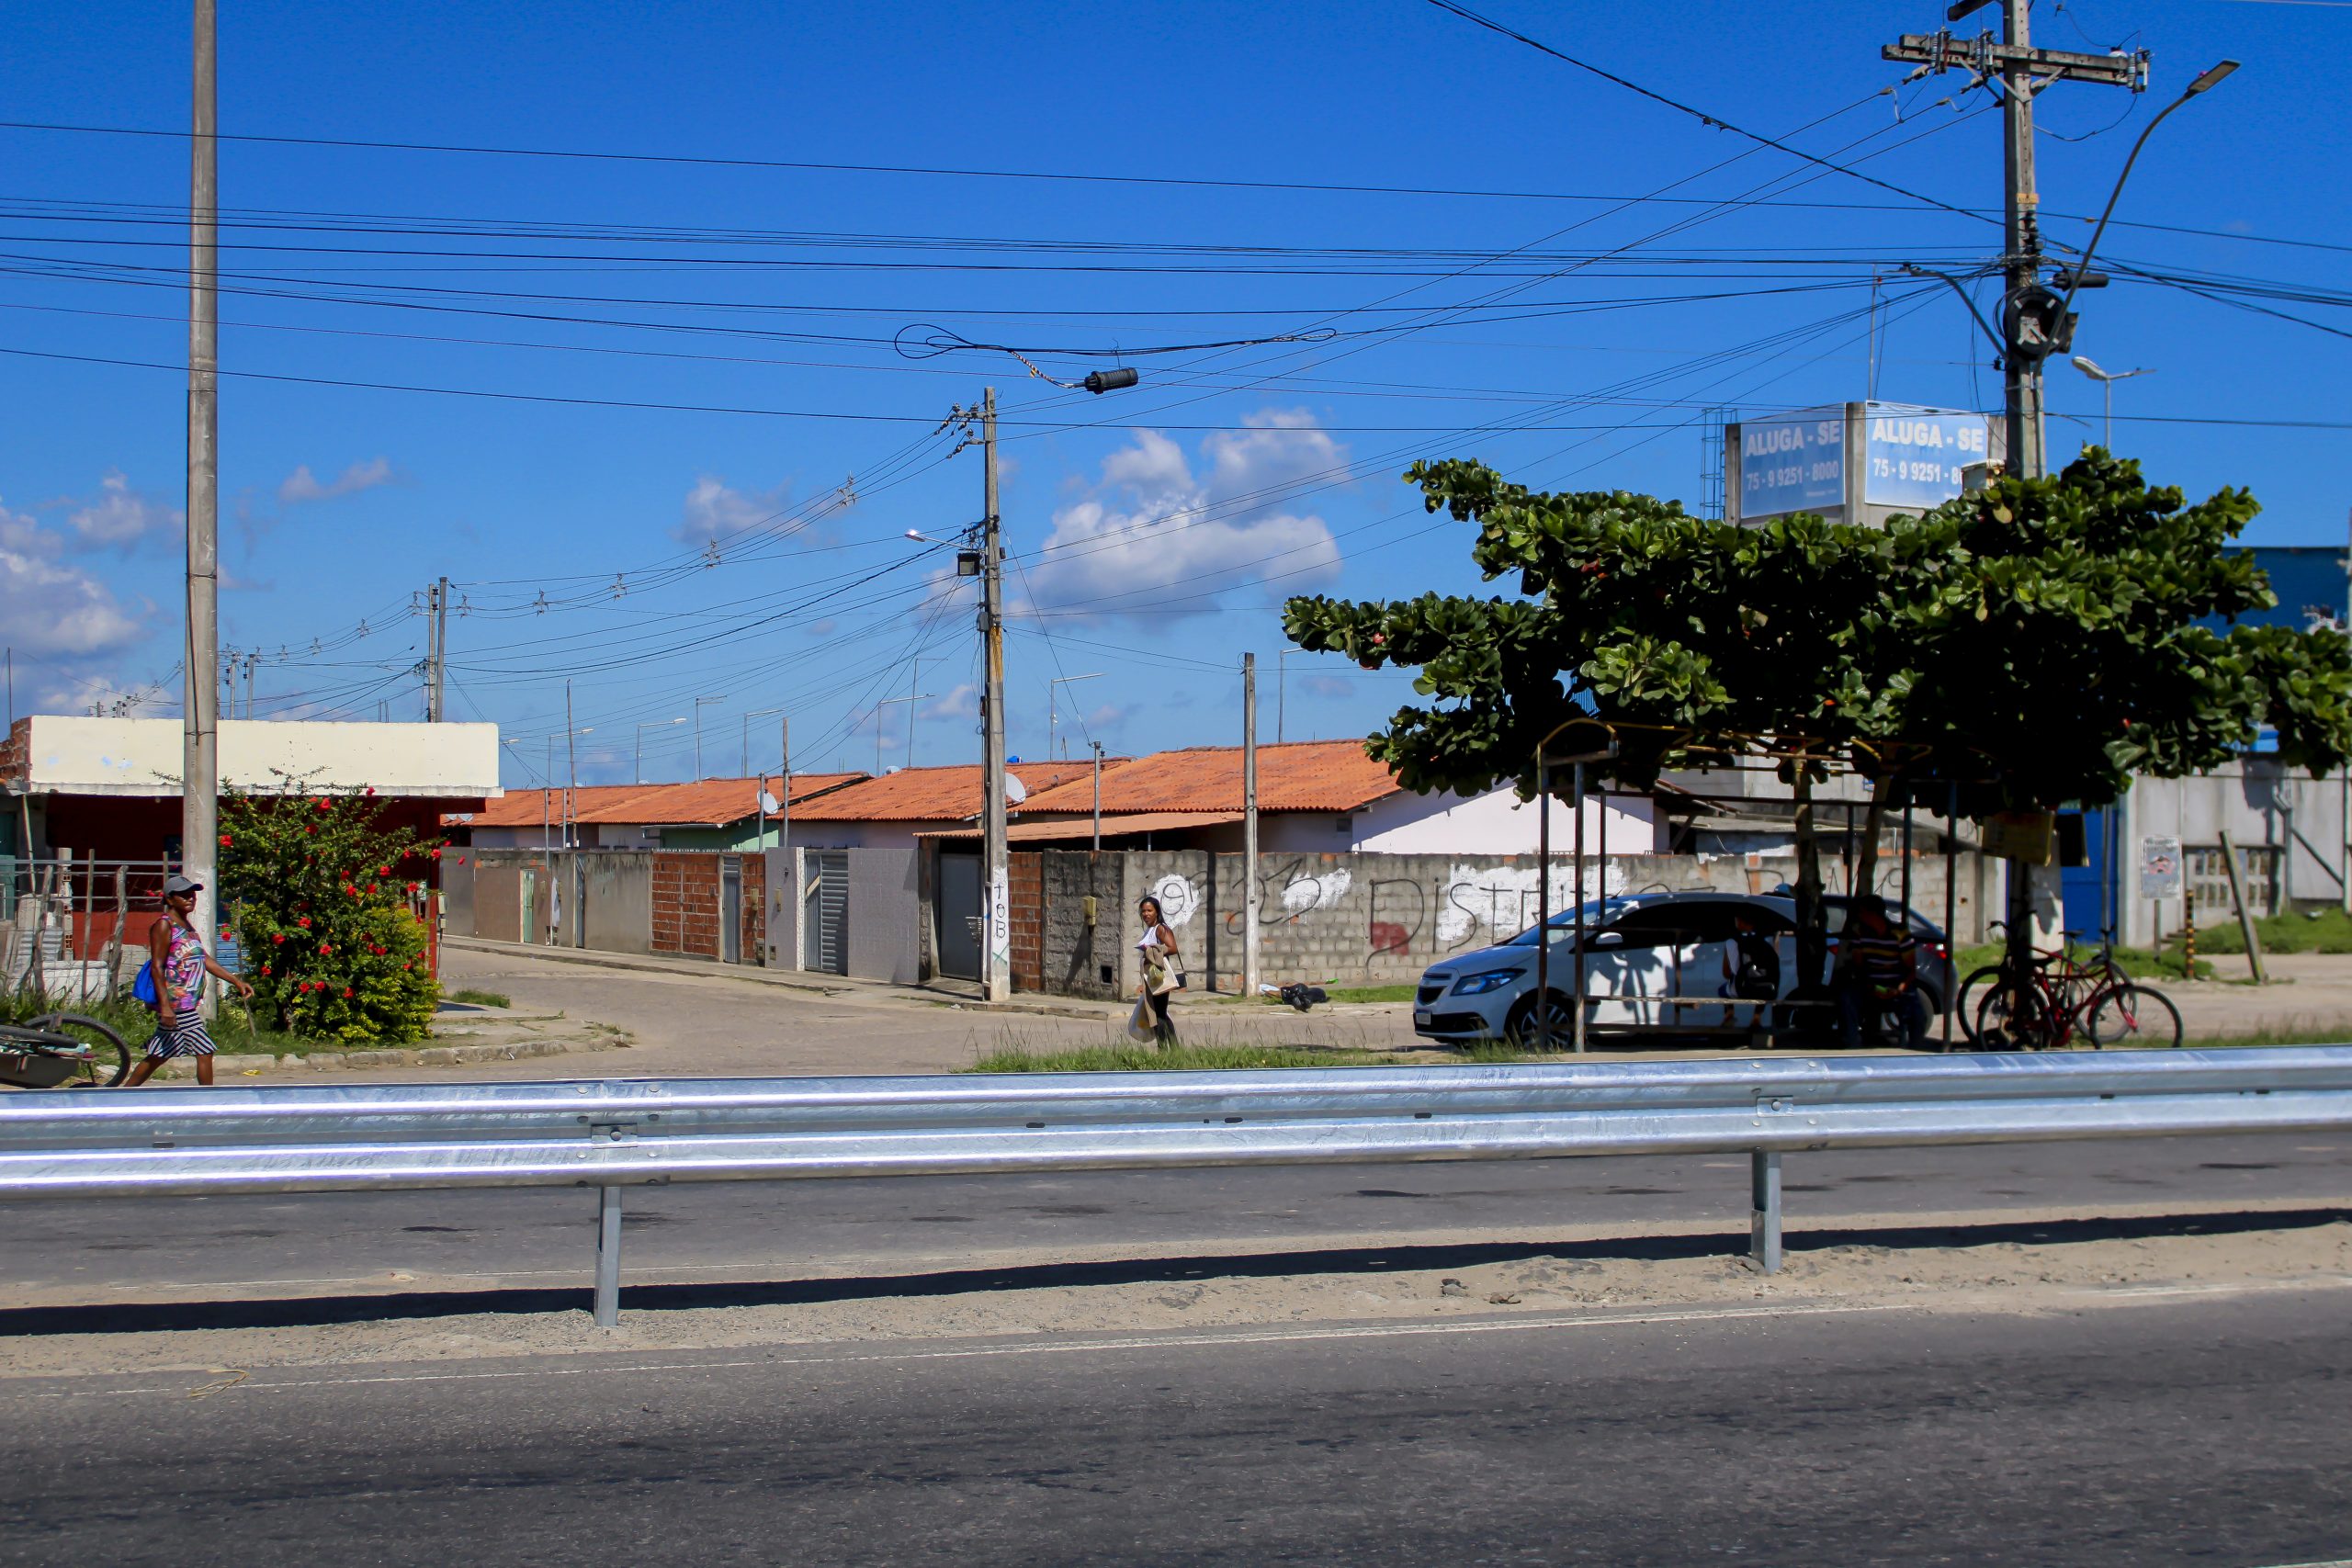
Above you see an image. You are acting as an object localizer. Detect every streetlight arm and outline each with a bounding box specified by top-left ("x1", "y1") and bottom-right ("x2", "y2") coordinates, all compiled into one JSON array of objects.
[{"x1": 2058, "y1": 62, "x2": 2239, "y2": 323}]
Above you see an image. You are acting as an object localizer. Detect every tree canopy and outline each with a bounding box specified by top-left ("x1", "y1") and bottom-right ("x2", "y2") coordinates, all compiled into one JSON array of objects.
[{"x1": 1283, "y1": 450, "x2": 2352, "y2": 817}]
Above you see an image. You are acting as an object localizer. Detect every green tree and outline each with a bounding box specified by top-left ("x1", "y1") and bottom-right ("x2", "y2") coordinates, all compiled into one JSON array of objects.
[
  {"x1": 217, "y1": 783, "x2": 443, "y2": 1043},
  {"x1": 1283, "y1": 449, "x2": 2352, "y2": 999}
]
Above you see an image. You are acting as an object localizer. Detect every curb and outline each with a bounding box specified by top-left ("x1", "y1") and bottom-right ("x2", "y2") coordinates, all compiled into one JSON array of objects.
[
  {"x1": 160, "y1": 1032, "x2": 628, "y2": 1078},
  {"x1": 447, "y1": 935, "x2": 1120, "y2": 1022}
]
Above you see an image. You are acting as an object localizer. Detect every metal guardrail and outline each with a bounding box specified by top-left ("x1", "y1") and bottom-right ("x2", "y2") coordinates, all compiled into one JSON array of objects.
[{"x1": 6, "y1": 1048, "x2": 2351, "y2": 1326}]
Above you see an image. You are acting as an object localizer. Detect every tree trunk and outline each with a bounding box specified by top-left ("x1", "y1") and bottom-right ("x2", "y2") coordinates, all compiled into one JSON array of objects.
[
  {"x1": 1852, "y1": 773, "x2": 1896, "y2": 900},
  {"x1": 1792, "y1": 768, "x2": 1828, "y2": 1006}
]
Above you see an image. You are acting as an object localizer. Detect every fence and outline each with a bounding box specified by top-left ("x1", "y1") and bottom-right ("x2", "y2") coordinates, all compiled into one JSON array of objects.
[{"x1": 4, "y1": 1046, "x2": 2346, "y2": 1326}]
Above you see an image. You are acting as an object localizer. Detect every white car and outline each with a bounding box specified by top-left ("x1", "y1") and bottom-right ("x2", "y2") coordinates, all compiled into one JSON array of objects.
[{"x1": 1410, "y1": 890, "x2": 1951, "y2": 1043}]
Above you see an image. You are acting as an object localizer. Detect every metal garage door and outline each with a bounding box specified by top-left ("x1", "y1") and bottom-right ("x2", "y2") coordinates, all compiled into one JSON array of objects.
[{"x1": 802, "y1": 850, "x2": 848, "y2": 976}]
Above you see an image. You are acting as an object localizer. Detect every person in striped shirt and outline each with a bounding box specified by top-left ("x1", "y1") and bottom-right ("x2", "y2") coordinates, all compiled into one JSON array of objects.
[{"x1": 1833, "y1": 895, "x2": 1927, "y2": 1050}]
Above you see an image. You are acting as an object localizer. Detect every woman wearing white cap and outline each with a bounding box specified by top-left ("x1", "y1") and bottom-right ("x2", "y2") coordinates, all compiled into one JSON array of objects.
[{"x1": 120, "y1": 874, "x2": 254, "y2": 1088}]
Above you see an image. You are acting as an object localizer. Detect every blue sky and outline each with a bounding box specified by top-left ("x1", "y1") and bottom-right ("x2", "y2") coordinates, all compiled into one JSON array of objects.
[{"x1": 4, "y1": 0, "x2": 2346, "y2": 789}]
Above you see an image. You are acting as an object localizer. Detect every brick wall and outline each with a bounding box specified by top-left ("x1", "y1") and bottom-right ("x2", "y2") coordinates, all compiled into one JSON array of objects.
[
  {"x1": 1008, "y1": 852, "x2": 1044, "y2": 992},
  {"x1": 652, "y1": 853, "x2": 722, "y2": 958}
]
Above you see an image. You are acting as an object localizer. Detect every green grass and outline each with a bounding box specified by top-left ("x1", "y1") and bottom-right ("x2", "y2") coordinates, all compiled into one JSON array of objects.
[
  {"x1": 1951, "y1": 940, "x2": 2212, "y2": 984},
  {"x1": 2187, "y1": 904, "x2": 2352, "y2": 956},
  {"x1": 0, "y1": 987, "x2": 437, "y2": 1055},
  {"x1": 967, "y1": 1043, "x2": 1401, "y2": 1072},
  {"x1": 1259, "y1": 983, "x2": 1418, "y2": 1006},
  {"x1": 448, "y1": 987, "x2": 511, "y2": 1008}
]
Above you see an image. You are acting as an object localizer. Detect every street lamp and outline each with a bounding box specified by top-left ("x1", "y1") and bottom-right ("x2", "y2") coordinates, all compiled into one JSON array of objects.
[
  {"x1": 635, "y1": 716, "x2": 685, "y2": 784},
  {"x1": 2055, "y1": 60, "x2": 2240, "y2": 326},
  {"x1": 691, "y1": 694, "x2": 727, "y2": 779},
  {"x1": 1049, "y1": 672, "x2": 1103, "y2": 760},
  {"x1": 2071, "y1": 356, "x2": 2155, "y2": 450}
]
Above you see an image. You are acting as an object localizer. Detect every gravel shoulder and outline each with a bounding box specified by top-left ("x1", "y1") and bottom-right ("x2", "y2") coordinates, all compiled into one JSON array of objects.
[{"x1": 7, "y1": 1197, "x2": 2344, "y2": 1381}]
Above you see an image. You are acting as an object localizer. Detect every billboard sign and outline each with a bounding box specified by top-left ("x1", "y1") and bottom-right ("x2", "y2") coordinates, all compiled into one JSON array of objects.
[
  {"x1": 1736, "y1": 405, "x2": 1846, "y2": 520},
  {"x1": 1862, "y1": 407, "x2": 1992, "y2": 510}
]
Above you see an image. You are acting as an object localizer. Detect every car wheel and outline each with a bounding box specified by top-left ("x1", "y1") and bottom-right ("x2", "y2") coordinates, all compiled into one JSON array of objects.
[{"x1": 1504, "y1": 990, "x2": 1578, "y2": 1050}]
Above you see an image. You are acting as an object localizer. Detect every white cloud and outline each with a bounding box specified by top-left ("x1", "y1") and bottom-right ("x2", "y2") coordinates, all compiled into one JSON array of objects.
[
  {"x1": 0, "y1": 495, "x2": 147, "y2": 657},
  {"x1": 673, "y1": 474, "x2": 793, "y2": 547},
  {"x1": 1301, "y1": 674, "x2": 1352, "y2": 700},
  {"x1": 278, "y1": 457, "x2": 395, "y2": 506},
  {"x1": 1019, "y1": 411, "x2": 1345, "y2": 622},
  {"x1": 924, "y1": 682, "x2": 978, "y2": 720},
  {"x1": 65, "y1": 471, "x2": 182, "y2": 552}
]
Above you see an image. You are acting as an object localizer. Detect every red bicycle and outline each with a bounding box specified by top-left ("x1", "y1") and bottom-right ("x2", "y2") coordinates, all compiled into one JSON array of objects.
[{"x1": 1971, "y1": 932, "x2": 2181, "y2": 1051}]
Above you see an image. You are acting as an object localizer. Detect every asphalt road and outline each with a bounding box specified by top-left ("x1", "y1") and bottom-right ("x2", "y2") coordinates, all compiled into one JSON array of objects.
[
  {"x1": 6, "y1": 1133, "x2": 2349, "y2": 1325},
  {"x1": 7, "y1": 1284, "x2": 2349, "y2": 1565}
]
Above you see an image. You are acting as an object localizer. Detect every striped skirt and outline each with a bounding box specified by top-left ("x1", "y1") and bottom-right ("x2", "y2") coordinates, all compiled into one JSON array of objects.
[{"x1": 143, "y1": 1012, "x2": 216, "y2": 1060}]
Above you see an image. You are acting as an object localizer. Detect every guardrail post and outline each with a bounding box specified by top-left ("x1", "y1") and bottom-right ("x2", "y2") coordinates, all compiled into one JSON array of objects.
[
  {"x1": 593, "y1": 1185, "x2": 623, "y2": 1328},
  {"x1": 1749, "y1": 1149, "x2": 1782, "y2": 1273}
]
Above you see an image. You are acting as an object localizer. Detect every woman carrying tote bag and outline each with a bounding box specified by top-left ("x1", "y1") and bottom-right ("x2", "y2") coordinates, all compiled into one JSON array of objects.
[{"x1": 1133, "y1": 895, "x2": 1184, "y2": 1048}]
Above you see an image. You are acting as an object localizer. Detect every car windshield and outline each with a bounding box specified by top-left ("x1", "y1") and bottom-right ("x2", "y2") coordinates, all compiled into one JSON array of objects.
[{"x1": 1502, "y1": 897, "x2": 1636, "y2": 946}]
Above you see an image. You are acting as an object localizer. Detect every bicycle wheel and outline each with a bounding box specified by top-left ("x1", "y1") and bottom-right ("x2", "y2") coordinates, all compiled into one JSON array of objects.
[
  {"x1": 1953, "y1": 965, "x2": 2007, "y2": 1043},
  {"x1": 1973, "y1": 980, "x2": 2057, "y2": 1051},
  {"x1": 2081, "y1": 984, "x2": 2184, "y2": 1050},
  {"x1": 24, "y1": 1012, "x2": 134, "y2": 1088}
]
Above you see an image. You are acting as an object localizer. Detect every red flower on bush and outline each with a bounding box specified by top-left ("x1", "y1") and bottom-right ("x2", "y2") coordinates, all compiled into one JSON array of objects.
[
  {"x1": 379, "y1": 865, "x2": 390, "y2": 876},
  {"x1": 368, "y1": 882, "x2": 379, "y2": 895},
  {"x1": 430, "y1": 848, "x2": 443, "y2": 860},
  {"x1": 314, "y1": 797, "x2": 331, "y2": 812},
  {"x1": 306, "y1": 825, "x2": 316, "y2": 834},
  {"x1": 219, "y1": 833, "x2": 232, "y2": 848},
  {"x1": 297, "y1": 916, "x2": 311, "y2": 929},
  {"x1": 319, "y1": 943, "x2": 333, "y2": 955},
  {"x1": 343, "y1": 987, "x2": 355, "y2": 999},
  {"x1": 272, "y1": 933, "x2": 285, "y2": 944},
  {"x1": 260, "y1": 965, "x2": 271, "y2": 976}
]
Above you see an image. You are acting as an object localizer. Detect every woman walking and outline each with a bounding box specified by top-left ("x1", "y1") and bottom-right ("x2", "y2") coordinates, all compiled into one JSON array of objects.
[
  {"x1": 1135, "y1": 895, "x2": 1183, "y2": 1048},
  {"x1": 120, "y1": 874, "x2": 253, "y2": 1088}
]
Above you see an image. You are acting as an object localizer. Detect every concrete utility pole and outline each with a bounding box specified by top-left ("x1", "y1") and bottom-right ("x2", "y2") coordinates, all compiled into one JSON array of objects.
[
  {"x1": 1243, "y1": 652, "x2": 1261, "y2": 998},
  {"x1": 1885, "y1": 1, "x2": 2145, "y2": 956},
  {"x1": 980, "y1": 387, "x2": 1012, "y2": 1002},
  {"x1": 183, "y1": 0, "x2": 220, "y2": 991},
  {"x1": 428, "y1": 574, "x2": 449, "y2": 720}
]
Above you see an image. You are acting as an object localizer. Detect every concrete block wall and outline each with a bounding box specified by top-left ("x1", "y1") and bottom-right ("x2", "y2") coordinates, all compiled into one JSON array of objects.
[{"x1": 1017, "y1": 847, "x2": 1979, "y2": 998}]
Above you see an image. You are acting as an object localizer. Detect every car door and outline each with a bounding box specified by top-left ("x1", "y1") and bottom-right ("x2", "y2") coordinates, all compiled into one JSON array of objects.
[{"x1": 1578, "y1": 907, "x2": 1690, "y2": 1025}]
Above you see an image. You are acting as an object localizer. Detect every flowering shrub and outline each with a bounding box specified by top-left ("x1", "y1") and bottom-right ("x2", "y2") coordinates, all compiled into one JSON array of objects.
[{"x1": 219, "y1": 784, "x2": 441, "y2": 1043}]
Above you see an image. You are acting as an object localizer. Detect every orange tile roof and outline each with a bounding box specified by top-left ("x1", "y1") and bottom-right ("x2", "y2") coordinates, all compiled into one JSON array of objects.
[
  {"x1": 920, "y1": 810, "x2": 1246, "y2": 843},
  {"x1": 447, "y1": 773, "x2": 864, "y2": 830},
  {"x1": 573, "y1": 773, "x2": 866, "y2": 827},
  {"x1": 788, "y1": 761, "x2": 1099, "y2": 822},
  {"x1": 1018, "y1": 739, "x2": 1397, "y2": 816},
  {"x1": 451, "y1": 784, "x2": 662, "y2": 830}
]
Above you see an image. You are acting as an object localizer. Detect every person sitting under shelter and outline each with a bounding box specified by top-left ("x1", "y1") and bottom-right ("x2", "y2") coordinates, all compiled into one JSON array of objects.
[{"x1": 1833, "y1": 895, "x2": 1927, "y2": 1050}]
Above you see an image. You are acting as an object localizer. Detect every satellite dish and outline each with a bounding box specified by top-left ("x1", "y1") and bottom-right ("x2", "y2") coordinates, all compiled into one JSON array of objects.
[
  {"x1": 1006, "y1": 773, "x2": 1029, "y2": 805},
  {"x1": 757, "y1": 790, "x2": 782, "y2": 815}
]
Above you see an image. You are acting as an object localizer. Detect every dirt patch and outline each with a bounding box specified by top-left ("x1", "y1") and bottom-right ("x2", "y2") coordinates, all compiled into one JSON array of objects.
[{"x1": 6, "y1": 1201, "x2": 2346, "y2": 1381}]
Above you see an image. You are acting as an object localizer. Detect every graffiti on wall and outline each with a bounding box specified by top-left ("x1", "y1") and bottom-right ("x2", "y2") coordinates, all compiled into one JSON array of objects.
[{"x1": 1205, "y1": 855, "x2": 1639, "y2": 967}]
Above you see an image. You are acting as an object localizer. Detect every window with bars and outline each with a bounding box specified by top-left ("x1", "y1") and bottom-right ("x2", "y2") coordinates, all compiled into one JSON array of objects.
[{"x1": 2185, "y1": 844, "x2": 2279, "y2": 922}]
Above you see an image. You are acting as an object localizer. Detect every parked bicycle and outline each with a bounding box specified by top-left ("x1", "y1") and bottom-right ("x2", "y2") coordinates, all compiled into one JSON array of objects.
[
  {"x1": 0, "y1": 1013, "x2": 135, "y2": 1089},
  {"x1": 1966, "y1": 926, "x2": 2182, "y2": 1051}
]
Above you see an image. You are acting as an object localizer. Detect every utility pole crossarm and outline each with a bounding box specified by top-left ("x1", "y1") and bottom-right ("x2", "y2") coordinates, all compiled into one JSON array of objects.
[{"x1": 1882, "y1": 32, "x2": 2148, "y2": 88}]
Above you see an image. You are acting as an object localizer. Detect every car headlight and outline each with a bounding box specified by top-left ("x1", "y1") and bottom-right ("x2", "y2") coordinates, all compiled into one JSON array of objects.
[{"x1": 1451, "y1": 968, "x2": 1524, "y2": 996}]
